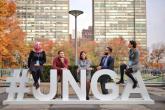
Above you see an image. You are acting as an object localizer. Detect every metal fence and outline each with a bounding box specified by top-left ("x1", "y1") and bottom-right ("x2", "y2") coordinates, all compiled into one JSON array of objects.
[
  {"x1": 0, "y1": 68, "x2": 165, "y2": 87},
  {"x1": 0, "y1": 69, "x2": 14, "y2": 87}
]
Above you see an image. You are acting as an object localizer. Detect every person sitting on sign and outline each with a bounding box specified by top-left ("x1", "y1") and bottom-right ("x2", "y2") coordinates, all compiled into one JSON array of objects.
[
  {"x1": 97, "y1": 47, "x2": 114, "y2": 94},
  {"x1": 28, "y1": 42, "x2": 46, "y2": 89},
  {"x1": 116, "y1": 40, "x2": 140, "y2": 89},
  {"x1": 77, "y1": 51, "x2": 93, "y2": 100}
]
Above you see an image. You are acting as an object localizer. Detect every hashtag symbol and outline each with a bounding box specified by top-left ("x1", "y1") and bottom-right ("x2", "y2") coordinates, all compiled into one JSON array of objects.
[{"x1": 6, "y1": 69, "x2": 30, "y2": 100}]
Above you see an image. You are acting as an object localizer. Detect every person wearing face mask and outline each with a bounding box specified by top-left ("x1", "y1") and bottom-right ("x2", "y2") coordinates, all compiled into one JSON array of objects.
[
  {"x1": 97, "y1": 47, "x2": 114, "y2": 94},
  {"x1": 52, "y1": 50, "x2": 69, "y2": 98},
  {"x1": 28, "y1": 42, "x2": 46, "y2": 89}
]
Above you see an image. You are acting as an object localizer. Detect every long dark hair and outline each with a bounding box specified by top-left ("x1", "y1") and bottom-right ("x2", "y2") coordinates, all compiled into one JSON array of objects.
[{"x1": 79, "y1": 51, "x2": 87, "y2": 60}]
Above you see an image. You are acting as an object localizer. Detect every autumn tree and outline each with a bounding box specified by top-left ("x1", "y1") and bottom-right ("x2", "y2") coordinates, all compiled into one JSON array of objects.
[
  {"x1": 135, "y1": 42, "x2": 148, "y2": 68},
  {"x1": 78, "y1": 39, "x2": 99, "y2": 65},
  {"x1": 32, "y1": 37, "x2": 54, "y2": 64},
  {"x1": 107, "y1": 37, "x2": 128, "y2": 68},
  {"x1": 150, "y1": 43, "x2": 165, "y2": 69},
  {"x1": 51, "y1": 41, "x2": 74, "y2": 65},
  {"x1": 0, "y1": 0, "x2": 26, "y2": 68},
  {"x1": 107, "y1": 37, "x2": 148, "y2": 68}
]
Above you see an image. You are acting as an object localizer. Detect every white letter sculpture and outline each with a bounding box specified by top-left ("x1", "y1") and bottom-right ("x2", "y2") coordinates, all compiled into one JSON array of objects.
[
  {"x1": 121, "y1": 71, "x2": 152, "y2": 101},
  {"x1": 33, "y1": 70, "x2": 57, "y2": 101},
  {"x1": 3, "y1": 69, "x2": 154, "y2": 105},
  {"x1": 62, "y1": 69, "x2": 86, "y2": 100},
  {"x1": 91, "y1": 69, "x2": 119, "y2": 100}
]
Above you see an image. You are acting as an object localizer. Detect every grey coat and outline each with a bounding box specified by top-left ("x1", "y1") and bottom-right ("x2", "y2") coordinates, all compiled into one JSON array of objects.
[{"x1": 128, "y1": 48, "x2": 140, "y2": 72}]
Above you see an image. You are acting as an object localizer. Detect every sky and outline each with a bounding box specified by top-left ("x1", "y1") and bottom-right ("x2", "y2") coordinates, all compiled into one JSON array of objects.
[
  {"x1": 69, "y1": 0, "x2": 92, "y2": 34},
  {"x1": 69, "y1": 0, "x2": 165, "y2": 49}
]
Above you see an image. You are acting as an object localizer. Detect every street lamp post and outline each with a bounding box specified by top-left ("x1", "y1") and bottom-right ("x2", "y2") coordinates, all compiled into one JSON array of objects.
[{"x1": 69, "y1": 10, "x2": 83, "y2": 65}]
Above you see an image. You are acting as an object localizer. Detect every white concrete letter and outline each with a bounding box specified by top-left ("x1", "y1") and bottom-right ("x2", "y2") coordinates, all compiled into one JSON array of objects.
[
  {"x1": 121, "y1": 71, "x2": 152, "y2": 101},
  {"x1": 33, "y1": 70, "x2": 57, "y2": 101},
  {"x1": 62, "y1": 69, "x2": 86, "y2": 100},
  {"x1": 91, "y1": 69, "x2": 119, "y2": 100}
]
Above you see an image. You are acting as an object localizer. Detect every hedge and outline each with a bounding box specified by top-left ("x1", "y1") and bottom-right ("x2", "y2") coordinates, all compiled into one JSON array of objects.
[{"x1": 41, "y1": 65, "x2": 98, "y2": 82}]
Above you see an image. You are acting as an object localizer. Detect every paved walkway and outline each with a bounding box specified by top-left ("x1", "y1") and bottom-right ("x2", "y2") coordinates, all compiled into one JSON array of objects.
[{"x1": 0, "y1": 87, "x2": 165, "y2": 110}]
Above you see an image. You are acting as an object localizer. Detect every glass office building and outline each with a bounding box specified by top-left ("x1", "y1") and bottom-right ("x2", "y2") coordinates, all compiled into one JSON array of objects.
[
  {"x1": 16, "y1": 0, "x2": 69, "y2": 42},
  {"x1": 93, "y1": 0, "x2": 147, "y2": 49}
]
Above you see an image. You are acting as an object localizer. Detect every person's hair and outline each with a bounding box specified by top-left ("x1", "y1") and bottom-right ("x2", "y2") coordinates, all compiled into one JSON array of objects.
[
  {"x1": 58, "y1": 50, "x2": 64, "y2": 55},
  {"x1": 106, "y1": 47, "x2": 112, "y2": 52},
  {"x1": 129, "y1": 40, "x2": 137, "y2": 48},
  {"x1": 79, "y1": 51, "x2": 87, "y2": 60}
]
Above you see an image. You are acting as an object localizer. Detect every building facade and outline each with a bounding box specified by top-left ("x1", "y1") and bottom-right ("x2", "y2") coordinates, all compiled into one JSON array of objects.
[
  {"x1": 82, "y1": 26, "x2": 93, "y2": 40},
  {"x1": 16, "y1": 0, "x2": 69, "y2": 42},
  {"x1": 92, "y1": 0, "x2": 147, "y2": 49}
]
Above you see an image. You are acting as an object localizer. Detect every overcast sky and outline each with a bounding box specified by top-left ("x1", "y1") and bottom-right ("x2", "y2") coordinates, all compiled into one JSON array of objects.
[{"x1": 69, "y1": 0, "x2": 165, "y2": 49}]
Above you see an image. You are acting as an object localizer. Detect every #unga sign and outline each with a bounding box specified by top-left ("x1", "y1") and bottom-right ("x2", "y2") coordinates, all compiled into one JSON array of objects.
[{"x1": 3, "y1": 69, "x2": 154, "y2": 105}]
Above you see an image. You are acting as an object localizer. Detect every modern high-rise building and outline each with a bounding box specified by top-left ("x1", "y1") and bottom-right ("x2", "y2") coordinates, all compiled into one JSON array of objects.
[
  {"x1": 16, "y1": 0, "x2": 69, "y2": 42},
  {"x1": 92, "y1": 0, "x2": 147, "y2": 49}
]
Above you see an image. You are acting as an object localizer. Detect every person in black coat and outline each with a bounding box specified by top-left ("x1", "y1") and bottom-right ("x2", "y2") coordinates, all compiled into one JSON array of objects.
[
  {"x1": 97, "y1": 47, "x2": 114, "y2": 94},
  {"x1": 28, "y1": 42, "x2": 46, "y2": 89}
]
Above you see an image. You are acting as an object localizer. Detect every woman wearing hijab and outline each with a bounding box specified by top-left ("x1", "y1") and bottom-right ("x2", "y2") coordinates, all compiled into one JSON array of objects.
[{"x1": 28, "y1": 42, "x2": 46, "y2": 89}]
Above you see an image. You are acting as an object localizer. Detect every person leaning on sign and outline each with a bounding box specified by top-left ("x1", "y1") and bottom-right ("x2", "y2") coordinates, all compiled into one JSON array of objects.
[
  {"x1": 77, "y1": 51, "x2": 93, "y2": 100},
  {"x1": 116, "y1": 40, "x2": 140, "y2": 89},
  {"x1": 28, "y1": 42, "x2": 46, "y2": 89},
  {"x1": 52, "y1": 50, "x2": 69, "y2": 98},
  {"x1": 97, "y1": 47, "x2": 114, "y2": 94}
]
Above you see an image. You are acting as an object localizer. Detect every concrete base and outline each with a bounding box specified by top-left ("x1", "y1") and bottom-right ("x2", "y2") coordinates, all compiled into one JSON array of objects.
[{"x1": 3, "y1": 98, "x2": 154, "y2": 105}]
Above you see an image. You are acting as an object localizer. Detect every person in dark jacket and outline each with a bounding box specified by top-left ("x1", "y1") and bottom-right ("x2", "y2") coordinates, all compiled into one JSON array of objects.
[
  {"x1": 97, "y1": 47, "x2": 114, "y2": 94},
  {"x1": 28, "y1": 42, "x2": 46, "y2": 89}
]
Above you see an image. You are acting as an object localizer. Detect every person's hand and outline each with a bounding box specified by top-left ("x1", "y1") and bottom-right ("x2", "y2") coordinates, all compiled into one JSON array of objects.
[
  {"x1": 60, "y1": 58, "x2": 65, "y2": 63},
  {"x1": 97, "y1": 66, "x2": 102, "y2": 70},
  {"x1": 87, "y1": 67, "x2": 93, "y2": 71},
  {"x1": 77, "y1": 69, "x2": 80, "y2": 74},
  {"x1": 34, "y1": 64, "x2": 40, "y2": 66},
  {"x1": 61, "y1": 68, "x2": 67, "y2": 70}
]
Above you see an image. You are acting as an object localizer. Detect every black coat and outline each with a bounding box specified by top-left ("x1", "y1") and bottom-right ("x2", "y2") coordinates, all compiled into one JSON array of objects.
[{"x1": 28, "y1": 51, "x2": 46, "y2": 69}]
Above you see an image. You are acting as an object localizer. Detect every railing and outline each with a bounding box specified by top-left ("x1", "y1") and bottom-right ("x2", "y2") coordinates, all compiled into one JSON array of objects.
[
  {"x1": 141, "y1": 68, "x2": 165, "y2": 84},
  {"x1": 0, "y1": 69, "x2": 14, "y2": 87},
  {"x1": 0, "y1": 69, "x2": 13, "y2": 78},
  {"x1": 0, "y1": 68, "x2": 165, "y2": 87},
  {"x1": 115, "y1": 68, "x2": 165, "y2": 85}
]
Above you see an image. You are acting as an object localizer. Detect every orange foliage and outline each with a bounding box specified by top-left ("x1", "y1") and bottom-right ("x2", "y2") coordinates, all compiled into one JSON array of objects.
[
  {"x1": 0, "y1": 0, "x2": 16, "y2": 17},
  {"x1": 0, "y1": 0, "x2": 26, "y2": 68},
  {"x1": 78, "y1": 39, "x2": 99, "y2": 65},
  {"x1": 107, "y1": 37, "x2": 128, "y2": 67}
]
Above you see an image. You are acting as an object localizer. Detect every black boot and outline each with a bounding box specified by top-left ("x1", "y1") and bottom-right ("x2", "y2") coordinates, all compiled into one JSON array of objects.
[
  {"x1": 126, "y1": 71, "x2": 138, "y2": 89},
  {"x1": 35, "y1": 82, "x2": 40, "y2": 89},
  {"x1": 33, "y1": 82, "x2": 36, "y2": 87},
  {"x1": 116, "y1": 80, "x2": 124, "y2": 84},
  {"x1": 86, "y1": 96, "x2": 89, "y2": 100},
  {"x1": 117, "y1": 64, "x2": 127, "y2": 84},
  {"x1": 132, "y1": 80, "x2": 138, "y2": 89}
]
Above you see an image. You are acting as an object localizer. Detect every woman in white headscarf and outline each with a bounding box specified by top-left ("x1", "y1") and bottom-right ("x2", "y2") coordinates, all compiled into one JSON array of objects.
[{"x1": 28, "y1": 42, "x2": 46, "y2": 89}]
